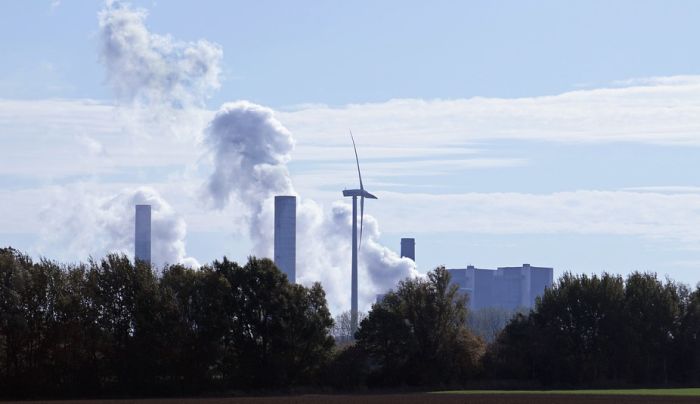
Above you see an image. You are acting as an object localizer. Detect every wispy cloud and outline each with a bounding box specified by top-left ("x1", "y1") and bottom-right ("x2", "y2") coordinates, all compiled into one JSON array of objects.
[
  {"x1": 3, "y1": 75, "x2": 700, "y2": 286},
  {"x1": 372, "y1": 190, "x2": 700, "y2": 247},
  {"x1": 280, "y1": 76, "x2": 700, "y2": 146},
  {"x1": 621, "y1": 186, "x2": 700, "y2": 194}
]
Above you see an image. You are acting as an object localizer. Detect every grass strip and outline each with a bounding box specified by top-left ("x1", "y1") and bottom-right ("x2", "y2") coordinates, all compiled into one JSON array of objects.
[{"x1": 432, "y1": 388, "x2": 700, "y2": 397}]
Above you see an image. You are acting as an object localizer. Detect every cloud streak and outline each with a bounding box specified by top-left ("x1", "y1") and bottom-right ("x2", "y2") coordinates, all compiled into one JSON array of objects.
[
  {"x1": 280, "y1": 76, "x2": 700, "y2": 147},
  {"x1": 373, "y1": 190, "x2": 700, "y2": 246}
]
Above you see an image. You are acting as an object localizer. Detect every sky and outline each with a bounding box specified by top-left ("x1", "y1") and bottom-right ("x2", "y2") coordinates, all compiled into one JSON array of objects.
[{"x1": 2, "y1": 1, "x2": 700, "y2": 313}]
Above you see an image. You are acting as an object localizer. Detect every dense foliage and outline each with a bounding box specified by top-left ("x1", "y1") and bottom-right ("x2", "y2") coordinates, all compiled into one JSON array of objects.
[
  {"x1": 485, "y1": 272, "x2": 700, "y2": 387},
  {"x1": 354, "y1": 267, "x2": 484, "y2": 387},
  {"x1": 4, "y1": 246, "x2": 700, "y2": 397},
  {"x1": 0, "y1": 248, "x2": 333, "y2": 398}
]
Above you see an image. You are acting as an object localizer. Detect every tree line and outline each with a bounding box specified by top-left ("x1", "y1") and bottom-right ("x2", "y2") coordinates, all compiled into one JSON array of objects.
[
  {"x1": 2, "y1": 246, "x2": 700, "y2": 398},
  {"x1": 0, "y1": 248, "x2": 333, "y2": 397},
  {"x1": 485, "y1": 271, "x2": 700, "y2": 386}
]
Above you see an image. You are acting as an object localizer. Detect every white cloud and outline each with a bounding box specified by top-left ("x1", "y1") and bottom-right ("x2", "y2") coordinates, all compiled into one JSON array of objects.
[
  {"x1": 0, "y1": 99, "x2": 206, "y2": 178},
  {"x1": 3, "y1": 74, "x2": 699, "y2": 181},
  {"x1": 98, "y1": 1, "x2": 222, "y2": 108},
  {"x1": 5, "y1": 1, "x2": 700, "y2": 315},
  {"x1": 621, "y1": 186, "x2": 700, "y2": 194},
  {"x1": 372, "y1": 190, "x2": 700, "y2": 246},
  {"x1": 200, "y1": 101, "x2": 419, "y2": 314},
  {"x1": 279, "y1": 76, "x2": 700, "y2": 147}
]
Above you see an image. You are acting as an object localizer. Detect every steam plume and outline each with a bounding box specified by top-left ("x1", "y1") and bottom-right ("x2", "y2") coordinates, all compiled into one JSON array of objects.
[
  {"x1": 204, "y1": 102, "x2": 294, "y2": 254},
  {"x1": 98, "y1": 1, "x2": 222, "y2": 108},
  {"x1": 97, "y1": 1, "x2": 416, "y2": 313},
  {"x1": 40, "y1": 186, "x2": 199, "y2": 268},
  {"x1": 204, "y1": 102, "x2": 417, "y2": 313}
]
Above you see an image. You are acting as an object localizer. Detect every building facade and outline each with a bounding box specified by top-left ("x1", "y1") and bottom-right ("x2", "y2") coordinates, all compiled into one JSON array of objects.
[{"x1": 447, "y1": 264, "x2": 553, "y2": 310}]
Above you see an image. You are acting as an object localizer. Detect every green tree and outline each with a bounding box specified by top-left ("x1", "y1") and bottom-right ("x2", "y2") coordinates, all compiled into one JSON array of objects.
[
  {"x1": 676, "y1": 284, "x2": 700, "y2": 383},
  {"x1": 356, "y1": 266, "x2": 484, "y2": 386},
  {"x1": 622, "y1": 272, "x2": 681, "y2": 384},
  {"x1": 158, "y1": 263, "x2": 230, "y2": 392},
  {"x1": 482, "y1": 312, "x2": 537, "y2": 381},
  {"x1": 537, "y1": 272, "x2": 626, "y2": 385},
  {"x1": 488, "y1": 272, "x2": 628, "y2": 385},
  {"x1": 218, "y1": 257, "x2": 334, "y2": 388},
  {"x1": 0, "y1": 248, "x2": 34, "y2": 395},
  {"x1": 486, "y1": 271, "x2": 688, "y2": 387}
]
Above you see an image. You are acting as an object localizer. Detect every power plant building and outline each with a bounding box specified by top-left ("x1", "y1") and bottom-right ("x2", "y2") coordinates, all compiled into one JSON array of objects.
[
  {"x1": 274, "y1": 195, "x2": 296, "y2": 283},
  {"x1": 447, "y1": 264, "x2": 553, "y2": 310},
  {"x1": 134, "y1": 204, "x2": 151, "y2": 265},
  {"x1": 400, "y1": 238, "x2": 415, "y2": 261}
]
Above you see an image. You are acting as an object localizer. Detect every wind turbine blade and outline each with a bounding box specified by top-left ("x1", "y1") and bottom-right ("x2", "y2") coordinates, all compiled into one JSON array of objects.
[
  {"x1": 350, "y1": 130, "x2": 363, "y2": 190},
  {"x1": 359, "y1": 195, "x2": 365, "y2": 250}
]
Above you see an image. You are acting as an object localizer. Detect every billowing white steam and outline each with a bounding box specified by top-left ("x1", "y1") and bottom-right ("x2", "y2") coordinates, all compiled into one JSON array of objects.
[
  {"x1": 98, "y1": 0, "x2": 219, "y2": 141},
  {"x1": 60, "y1": 0, "x2": 207, "y2": 269},
  {"x1": 40, "y1": 186, "x2": 199, "y2": 268},
  {"x1": 98, "y1": 0, "x2": 222, "y2": 108},
  {"x1": 204, "y1": 102, "x2": 418, "y2": 313},
  {"x1": 205, "y1": 102, "x2": 294, "y2": 254},
  {"x1": 96, "y1": 1, "x2": 416, "y2": 313}
]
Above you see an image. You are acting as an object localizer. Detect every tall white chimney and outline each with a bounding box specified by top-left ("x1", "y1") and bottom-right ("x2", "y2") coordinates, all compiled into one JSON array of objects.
[{"x1": 135, "y1": 204, "x2": 151, "y2": 265}]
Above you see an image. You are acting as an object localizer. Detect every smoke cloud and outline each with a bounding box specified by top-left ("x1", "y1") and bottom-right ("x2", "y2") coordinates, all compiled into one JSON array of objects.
[
  {"x1": 40, "y1": 186, "x2": 199, "y2": 268},
  {"x1": 94, "y1": 1, "x2": 416, "y2": 313},
  {"x1": 204, "y1": 102, "x2": 294, "y2": 254},
  {"x1": 204, "y1": 102, "x2": 418, "y2": 313},
  {"x1": 98, "y1": 0, "x2": 221, "y2": 142},
  {"x1": 98, "y1": 1, "x2": 222, "y2": 108}
]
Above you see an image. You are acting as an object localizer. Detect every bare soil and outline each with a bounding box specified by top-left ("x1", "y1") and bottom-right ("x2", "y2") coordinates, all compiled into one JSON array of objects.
[{"x1": 6, "y1": 394, "x2": 700, "y2": 404}]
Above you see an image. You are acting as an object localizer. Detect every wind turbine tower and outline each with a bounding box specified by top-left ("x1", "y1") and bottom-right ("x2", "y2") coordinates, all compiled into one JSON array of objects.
[{"x1": 342, "y1": 132, "x2": 377, "y2": 335}]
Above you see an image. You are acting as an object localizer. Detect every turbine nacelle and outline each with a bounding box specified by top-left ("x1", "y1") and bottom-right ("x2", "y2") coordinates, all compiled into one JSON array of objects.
[{"x1": 342, "y1": 189, "x2": 378, "y2": 199}]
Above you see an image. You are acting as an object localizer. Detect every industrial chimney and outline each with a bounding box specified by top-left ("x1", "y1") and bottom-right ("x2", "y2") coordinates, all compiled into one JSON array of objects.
[
  {"x1": 274, "y1": 196, "x2": 296, "y2": 283},
  {"x1": 135, "y1": 204, "x2": 151, "y2": 265},
  {"x1": 401, "y1": 238, "x2": 415, "y2": 262}
]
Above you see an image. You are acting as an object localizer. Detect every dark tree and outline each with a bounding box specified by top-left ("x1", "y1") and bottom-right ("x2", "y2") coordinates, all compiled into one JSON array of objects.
[
  {"x1": 356, "y1": 266, "x2": 484, "y2": 387},
  {"x1": 0, "y1": 249, "x2": 335, "y2": 398},
  {"x1": 218, "y1": 257, "x2": 334, "y2": 388},
  {"x1": 487, "y1": 271, "x2": 687, "y2": 387},
  {"x1": 676, "y1": 284, "x2": 700, "y2": 382},
  {"x1": 622, "y1": 273, "x2": 681, "y2": 384},
  {"x1": 482, "y1": 312, "x2": 537, "y2": 381}
]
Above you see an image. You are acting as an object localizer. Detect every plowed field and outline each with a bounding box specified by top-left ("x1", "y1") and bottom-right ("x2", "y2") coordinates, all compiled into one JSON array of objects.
[{"x1": 7, "y1": 393, "x2": 700, "y2": 404}]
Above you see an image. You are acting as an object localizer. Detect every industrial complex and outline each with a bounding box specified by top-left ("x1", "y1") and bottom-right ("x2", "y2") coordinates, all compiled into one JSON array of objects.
[
  {"x1": 448, "y1": 264, "x2": 553, "y2": 310},
  {"x1": 131, "y1": 139, "x2": 554, "y2": 325}
]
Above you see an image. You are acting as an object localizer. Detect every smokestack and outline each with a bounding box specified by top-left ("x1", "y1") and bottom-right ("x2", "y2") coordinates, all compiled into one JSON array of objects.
[
  {"x1": 274, "y1": 196, "x2": 296, "y2": 283},
  {"x1": 401, "y1": 238, "x2": 415, "y2": 262},
  {"x1": 135, "y1": 204, "x2": 151, "y2": 264}
]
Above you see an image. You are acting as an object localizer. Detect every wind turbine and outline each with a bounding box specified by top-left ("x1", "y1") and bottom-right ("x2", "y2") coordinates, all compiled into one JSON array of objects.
[{"x1": 342, "y1": 131, "x2": 377, "y2": 335}]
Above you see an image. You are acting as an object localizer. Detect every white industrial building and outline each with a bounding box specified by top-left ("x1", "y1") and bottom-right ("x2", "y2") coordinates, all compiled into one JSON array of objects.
[{"x1": 447, "y1": 264, "x2": 553, "y2": 310}]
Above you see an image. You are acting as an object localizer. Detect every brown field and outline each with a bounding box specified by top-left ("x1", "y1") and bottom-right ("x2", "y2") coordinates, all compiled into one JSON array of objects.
[{"x1": 6, "y1": 394, "x2": 700, "y2": 404}]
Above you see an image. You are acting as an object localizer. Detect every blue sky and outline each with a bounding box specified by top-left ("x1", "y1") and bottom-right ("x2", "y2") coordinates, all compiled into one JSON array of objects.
[
  {"x1": 2, "y1": 1, "x2": 700, "y2": 312},
  {"x1": 4, "y1": 1, "x2": 700, "y2": 105}
]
